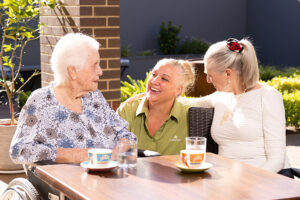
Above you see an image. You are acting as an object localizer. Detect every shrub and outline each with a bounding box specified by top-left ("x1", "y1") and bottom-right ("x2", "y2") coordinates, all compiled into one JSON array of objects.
[
  {"x1": 139, "y1": 50, "x2": 156, "y2": 56},
  {"x1": 179, "y1": 37, "x2": 210, "y2": 54},
  {"x1": 121, "y1": 46, "x2": 131, "y2": 57},
  {"x1": 157, "y1": 21, "x2": 182, "y2": 55},
  {"x1": 259, "y1": 66, "x2": 282, "y2": 81},
  {"x1": 266, "y1": 74, "x2": 300, "y2": 93},
  {"x1": 18, "y1": 90, "x2": 32, "y2": 112},
  {"x1": 282, "y1": 90, "x2": 300, "y2": 129},
  {"x1": 259, "y1": 65, "x2": 300, "y2": 81},
  {"x1": 266, "y1": 74, "x2": 300, "y2": 129},
  {"x1": 120, "y1": 73, "x2": 150, "y2": 102}
]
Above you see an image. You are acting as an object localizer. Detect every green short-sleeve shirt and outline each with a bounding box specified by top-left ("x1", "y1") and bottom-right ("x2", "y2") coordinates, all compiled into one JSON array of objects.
[{"x1": 117, "y1": 97, "x2": 189, "y2": 155}]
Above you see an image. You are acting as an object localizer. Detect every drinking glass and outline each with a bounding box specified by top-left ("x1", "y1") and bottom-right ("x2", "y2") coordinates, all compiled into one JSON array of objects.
[
  {"x1": 185, "y1": 137, "x2": 207, "y2": 165},
  {"x1": 116, "y1": 139, "x2": 137, "y2": 168},
  {"x1": 186, "y1": 137, "x2": 207, "y2": 151}
]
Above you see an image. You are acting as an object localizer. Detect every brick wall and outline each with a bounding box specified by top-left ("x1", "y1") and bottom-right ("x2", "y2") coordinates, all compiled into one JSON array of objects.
[{"x1": 40, "y1": 0, "x2": 121, "y2": 110}]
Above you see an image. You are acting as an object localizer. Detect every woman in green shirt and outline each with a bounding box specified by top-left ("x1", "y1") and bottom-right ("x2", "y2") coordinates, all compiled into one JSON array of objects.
[{"x1": 117, "y1": 59, "x2": 195, "y2": 155}]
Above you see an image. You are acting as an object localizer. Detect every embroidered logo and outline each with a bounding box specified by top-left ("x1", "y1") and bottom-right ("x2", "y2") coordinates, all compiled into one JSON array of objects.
[{"x1": 169, "y1": 135, "x2": 181, "y2": 142}]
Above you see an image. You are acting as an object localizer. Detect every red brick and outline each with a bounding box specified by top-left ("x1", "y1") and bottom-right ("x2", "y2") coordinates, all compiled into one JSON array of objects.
[
  {"x1": 47, "y1": 16, "x2": 80, "y2": 27},
  {"x1": 109, "y1": 80, "x2": 120, "y2": 89},
  {"x1": 54, "y1": 6, "x2": 80, "y2": 17},
  {"x1": 61, "y1": 0, "x2": 79, "y2": 6},
  {"x1": 80, "y1": 28, "x2": 93, "y2": 36},
  {"x1": 102, "y1": 90, "x2": 120, "y2": 100},
  {"x1": 94, "y1": 28, "x2": 120, "y2": 37},
  {"x1": 40, "y1": 54, "x2": 51, "y2": 64},
  {"x1": 108, "y1": 59, "x2": 120, "y2": 68},
  {"x1": 101, "y1": 69, "x2": 120, "y2": 79},
  {"x1": 80, "y1": 17, "x2": 106, "y2": 27},
  {"x1": 94, "y1": 7, "x2": 120, "y2": 16},
  {"x1": 108, "y1": 39, "x2": 120, "y2": 48},
  {"x1": 43, "y1": 26, "x2": 77, "y2": 37},
  {"x1": 40, "y1": 45, "x2": 55, "y2": 55},
  {"x1": 107, "y1": 0, "x2": 120, "y2": 5},
  {"x1": 80, "y1": 6, "x2": 92, "y2": 16},
  {"x1": 99, "y1": 49, "x2": 120, "y2": 58},
  {"x1": 100, "y1": 60, "x2": 108, "y2": 69},
  {"x1": 41, "y1": 72, "x2": 54, "y2": 83},
  {"x1": 97, "y1": 39, "x2": 107, "y2": 48},
  {"x1": 41, "y1": 63, "x2": 53, "y2": 74},
  {"x1": 80, "y1": 0, "x2": 105, "y2": 5},
  {"x1": 108, "y1": 17, "x2": 120, "y2": 26},
  {"x1": 40, "y1": 36, "x2": 60, "y2": 46},
  {"x1": 41, "y1": 81, "x2": 50, "y2": 87},
  {"x1": 40, "y1": 16, "x2": 48, "y2": 24},
  {"x1": 98, "y1": 81, "x2": 107, "y2": 90}
]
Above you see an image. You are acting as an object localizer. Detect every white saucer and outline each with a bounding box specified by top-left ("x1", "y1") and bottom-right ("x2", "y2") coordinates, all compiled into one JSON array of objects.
[
  {"x1": 175, "y1": 162, "x2": 213, "y2": 173},
  {"x1": 80, "y1": 161, "x2": 118, "y2": 172}
]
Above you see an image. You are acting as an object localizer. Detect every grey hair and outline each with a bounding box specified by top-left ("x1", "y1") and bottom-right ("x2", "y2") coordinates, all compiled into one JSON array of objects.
[
  {"x1": 153, "y1": 58, "x2": 195, "y2": 95},
  {"x1": 50, "y1": 33, "x2": 100, "y2": 84},
  {"x1": 204, "y1": 38, "x2": 259, "y2": 90}
]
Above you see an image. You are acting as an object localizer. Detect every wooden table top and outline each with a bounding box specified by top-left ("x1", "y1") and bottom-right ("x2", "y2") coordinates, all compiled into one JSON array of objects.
[{"x1": 34, "y1": 153, "x2": 300, "y2": 200}]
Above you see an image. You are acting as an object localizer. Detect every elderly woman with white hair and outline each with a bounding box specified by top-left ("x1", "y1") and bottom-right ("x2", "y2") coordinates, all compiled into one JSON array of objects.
[
  {"x1": 10, "y1": 33, "x2": 136, "y2": 164},
  {"x1": 179, "y1": 38, "x2": 290, "y2": 174}
]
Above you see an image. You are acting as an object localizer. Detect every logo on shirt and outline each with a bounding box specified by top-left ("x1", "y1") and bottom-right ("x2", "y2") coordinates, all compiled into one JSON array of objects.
[{"x1": 169, "y1": 135, "x2": 181, "y2": 142}]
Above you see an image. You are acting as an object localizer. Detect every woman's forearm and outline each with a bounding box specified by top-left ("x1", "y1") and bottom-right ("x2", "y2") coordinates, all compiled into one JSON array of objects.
[{"x1": 56, "y1": 148, "x2": 89, "y2": 163}]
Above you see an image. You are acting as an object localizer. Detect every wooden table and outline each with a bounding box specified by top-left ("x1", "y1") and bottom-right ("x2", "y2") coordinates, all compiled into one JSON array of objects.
[{"x1": 34, "y1": 153, "x2": 300, "y2": 200}]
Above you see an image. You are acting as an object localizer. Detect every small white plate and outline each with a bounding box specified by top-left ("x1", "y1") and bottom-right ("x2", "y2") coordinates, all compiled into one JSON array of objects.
[
  {"x1": 80, "y1": 161, "x2": 118, "y2": 172},
  {"x1": 175, "y1": 162, "x2": 213, "y2": 173}
]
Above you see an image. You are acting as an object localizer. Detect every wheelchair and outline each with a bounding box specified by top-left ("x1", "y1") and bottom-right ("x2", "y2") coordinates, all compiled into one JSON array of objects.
[{"x1": 0, "y1": 164, "x2": 64, "y2": 200}]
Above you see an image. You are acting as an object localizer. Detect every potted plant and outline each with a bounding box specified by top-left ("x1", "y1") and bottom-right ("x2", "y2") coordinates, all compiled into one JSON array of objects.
[{"x1": 0, "y1": 0, "x2": 56, "y2": 173}]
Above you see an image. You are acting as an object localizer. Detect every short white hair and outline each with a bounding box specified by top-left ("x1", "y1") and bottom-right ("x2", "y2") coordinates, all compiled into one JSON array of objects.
[{"x1": 50, "y1": 33, "x2": 100, "y2": 84}]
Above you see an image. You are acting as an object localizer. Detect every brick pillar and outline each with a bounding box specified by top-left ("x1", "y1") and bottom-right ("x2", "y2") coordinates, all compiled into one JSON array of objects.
[{"x1": 40, "y1": 0, "x2": 121, "y2": 110}]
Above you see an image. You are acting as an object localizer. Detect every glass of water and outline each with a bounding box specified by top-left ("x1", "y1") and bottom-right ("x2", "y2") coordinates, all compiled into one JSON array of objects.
[{"x1": 116, "y1": 139, "x2": 137, "y2": 168}]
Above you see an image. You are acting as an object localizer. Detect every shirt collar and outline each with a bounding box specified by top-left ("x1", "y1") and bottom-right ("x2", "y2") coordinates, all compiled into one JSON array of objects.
[
  {"x1": 136, "y1": 97, "x2": 148, "y2": 116},
  {"x1": 136, "y1": 97, "x2": 181, "y2": 121}
]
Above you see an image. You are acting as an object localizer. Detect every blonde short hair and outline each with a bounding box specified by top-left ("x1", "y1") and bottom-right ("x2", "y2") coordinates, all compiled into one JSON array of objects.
[
  {"x1": 51, "y1": 33, "x2": 100, "y2": 84},
  {"x1": 152, "y1": 58, "x2": 195, "y2": 95},
  {"x1": 204, "y1": 38, "x2": 259, "y2": 90}
]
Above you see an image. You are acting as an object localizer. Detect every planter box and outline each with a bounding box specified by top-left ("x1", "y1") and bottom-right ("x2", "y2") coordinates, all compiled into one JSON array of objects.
[{"x1": 0, "y1": 119, "x2": 24, "y2": 173}]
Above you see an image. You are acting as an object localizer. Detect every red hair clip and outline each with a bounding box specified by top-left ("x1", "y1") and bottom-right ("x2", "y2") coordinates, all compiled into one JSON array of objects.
[{"x1": 226, "y1": 38, "x2": 243, "y2": 53}]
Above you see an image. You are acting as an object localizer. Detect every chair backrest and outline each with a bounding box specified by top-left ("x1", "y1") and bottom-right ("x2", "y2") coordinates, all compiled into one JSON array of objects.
[{"x1": 188, "y1": 107, "x2": 218, "y2": 154}]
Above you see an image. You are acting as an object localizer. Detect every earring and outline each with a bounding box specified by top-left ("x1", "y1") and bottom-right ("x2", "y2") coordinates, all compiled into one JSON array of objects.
[{"x1": 227, "y1": 79, "x2": 231, "y2": 84}]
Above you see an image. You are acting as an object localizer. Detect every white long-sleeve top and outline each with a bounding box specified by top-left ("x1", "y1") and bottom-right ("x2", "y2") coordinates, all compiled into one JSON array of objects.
[{"x1": 179, "y1": 84, "x2": 290, "y2": 172}]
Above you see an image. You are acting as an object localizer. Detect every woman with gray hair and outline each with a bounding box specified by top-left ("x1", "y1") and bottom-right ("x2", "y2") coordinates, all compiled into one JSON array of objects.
[
  {"x1": 118, "y1": 58, "x2": 195, "y2": 155},
  {"x1": 180, "y1": 38, "x2": 290, "y2": 174},
  {"x1": 10, "y1": 33, "x2": 136, "y2": 164}
]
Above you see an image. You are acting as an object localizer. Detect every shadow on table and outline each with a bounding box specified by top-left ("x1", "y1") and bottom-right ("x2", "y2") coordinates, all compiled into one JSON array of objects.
[{"x1": 127, "y1": 160, "x2": 213, "y2": 184}]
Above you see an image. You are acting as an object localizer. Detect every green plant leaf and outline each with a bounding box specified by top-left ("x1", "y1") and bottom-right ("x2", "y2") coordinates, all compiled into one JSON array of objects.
[
  {"x1": 3, "y1": 44, "x2": 12, "y2": 52},
  {"x1": 5, "y1": 35, "x2": 16, "y2": 40}
]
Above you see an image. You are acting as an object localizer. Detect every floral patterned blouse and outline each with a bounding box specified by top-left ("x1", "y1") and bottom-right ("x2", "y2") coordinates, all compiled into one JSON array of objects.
[{"x1": 10, "y1": 85, "x2": 136, "y2": 164}]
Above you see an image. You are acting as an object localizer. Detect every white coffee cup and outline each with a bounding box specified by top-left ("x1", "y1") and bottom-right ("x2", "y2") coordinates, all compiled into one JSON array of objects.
[{"x1": 88, "y1": 148, "x2": 112, "y2": 167}]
